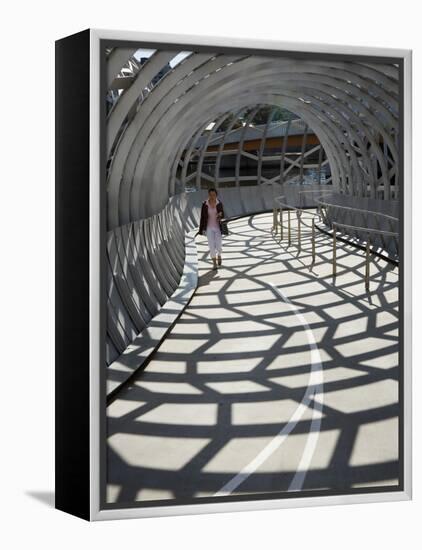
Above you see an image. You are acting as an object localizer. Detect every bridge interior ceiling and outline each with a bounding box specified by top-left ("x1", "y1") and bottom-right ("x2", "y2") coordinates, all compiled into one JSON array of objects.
[{"x1": 106, "y1": 48, "x2": 399, "y2": 230}]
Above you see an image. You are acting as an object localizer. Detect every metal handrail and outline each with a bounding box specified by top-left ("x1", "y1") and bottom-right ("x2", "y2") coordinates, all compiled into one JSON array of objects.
[
  {"x1": 331, "y1": 222, "x2": 398, "y2": 290},
  {"x1": 331, "y1": 221, "x2": 398, "y2": 237},
  {"x1": 297, "y1": 188, "x2": 335, "y2": 210},
  {"x1": 272, "y1": 193, "x2": 399, "y2": 291},
  {"x1": 294, "y1": 188, "x2": 398, "y2": 222},
  {"x1": 315, "y1": 192, "x2": 398, "y2": 223},
  {"x1": 315, "y1": 192, "x2": 399, "y2": 257},
  {"x1": 272, "y1": 194, "x2": 322, "y2": 261}
]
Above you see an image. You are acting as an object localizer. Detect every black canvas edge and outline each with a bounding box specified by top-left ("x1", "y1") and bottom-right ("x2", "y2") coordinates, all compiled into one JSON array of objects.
[{"x1": 55, "y1": 28, "x2": 91, "y2": 521}]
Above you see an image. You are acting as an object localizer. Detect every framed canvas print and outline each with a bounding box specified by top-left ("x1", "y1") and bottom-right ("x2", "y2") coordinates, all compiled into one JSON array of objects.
[{"x1": 55, "y1": 29, "x2": 412, "y2": 521}]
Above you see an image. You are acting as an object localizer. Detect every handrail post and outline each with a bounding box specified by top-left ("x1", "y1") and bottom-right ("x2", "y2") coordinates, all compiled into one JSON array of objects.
[
  {"x1": 312, "y1": 217, "x2": 315, "y2": 264},
  {"x1": 279, "y1": 206, "x2": 283, "y2": 240},
  {"x1": 365, "y1": 238, "x2": 370, "y2": 291},
  {"x1": 273, "y1": 207, "x2": 277, "y2": 234},
  {"x1": 297, "y1": 210, "x2": 301, "y2": 253},
  {"x1": 332, "y1": 223, "x2": 337, "y2": 278},
  {"x1": 288, "y1": 209, "x2": 291, "y2": 246}
]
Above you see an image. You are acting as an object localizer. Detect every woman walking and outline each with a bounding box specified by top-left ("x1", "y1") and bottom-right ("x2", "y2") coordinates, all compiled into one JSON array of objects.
[{"x1": 198, "y1": 188, "x2": 225, "y2": 270}]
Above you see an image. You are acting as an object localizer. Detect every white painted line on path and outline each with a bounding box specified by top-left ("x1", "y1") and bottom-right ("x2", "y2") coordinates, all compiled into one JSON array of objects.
[{"x1": 214, "y1": 283, "x2": 324, "y2": 496}]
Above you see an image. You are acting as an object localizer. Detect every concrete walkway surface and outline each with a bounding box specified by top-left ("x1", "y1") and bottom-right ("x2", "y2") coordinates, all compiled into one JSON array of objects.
[{"x1": 106, "y1": 211, "x2": 399, "y2": 504}]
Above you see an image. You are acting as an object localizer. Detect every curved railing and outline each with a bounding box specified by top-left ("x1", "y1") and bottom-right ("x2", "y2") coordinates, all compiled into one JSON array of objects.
[
  {"x1": 273, "y1": 194, "x2": 321, "y2": 262},
  {"x1": 272, "y1": 192, "x2": 399, "y2": 290},
  {"x1": 330, "y1": 221, "x2": 398, "y2": 289},
  {"x1": 313, "y1": 192, "x2": 399, "y2": 256}
]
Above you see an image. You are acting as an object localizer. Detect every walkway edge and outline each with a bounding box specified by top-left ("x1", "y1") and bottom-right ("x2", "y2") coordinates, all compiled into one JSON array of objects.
[{"x1": 106, "y1": 229, "x2": 199, "y2": 400}]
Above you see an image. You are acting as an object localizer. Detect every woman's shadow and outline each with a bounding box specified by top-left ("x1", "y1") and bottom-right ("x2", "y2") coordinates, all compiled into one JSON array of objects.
[{"x1": 198, "y1": 268, "x2": 218, "y2": 287}]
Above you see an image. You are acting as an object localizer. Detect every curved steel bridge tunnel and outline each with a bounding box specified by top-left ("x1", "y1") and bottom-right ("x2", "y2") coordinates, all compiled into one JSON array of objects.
[
  {"x1": 106, "y1": 48, "x2": 399, "y2": 370},
  {"x1": 105, "y1": 47, "x2": 400, "y2": 502}
]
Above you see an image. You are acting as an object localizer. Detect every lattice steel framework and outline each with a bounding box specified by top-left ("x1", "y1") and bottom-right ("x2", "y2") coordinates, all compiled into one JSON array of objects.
[
  {"x1": 180, "y1": 107, "x2": 331, "y2": 192},
  {"x1": 106, "y1": 49, "x2": 399, "y2": 230}
]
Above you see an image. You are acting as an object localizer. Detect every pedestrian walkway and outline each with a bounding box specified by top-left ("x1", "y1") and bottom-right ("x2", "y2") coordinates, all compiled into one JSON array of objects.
[{"x1": 106, "y1": 211, "x2": 399, "y2": 504}]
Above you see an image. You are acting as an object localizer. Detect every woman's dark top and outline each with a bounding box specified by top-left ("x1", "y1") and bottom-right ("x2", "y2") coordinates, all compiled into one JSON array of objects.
[{"x1": 199, "y1": 200, "x2": 225, "y2": 234}]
